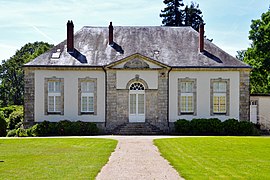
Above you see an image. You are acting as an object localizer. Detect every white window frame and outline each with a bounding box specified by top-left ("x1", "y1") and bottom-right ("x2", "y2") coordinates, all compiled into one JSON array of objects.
[
  {"x1": 45, "y1": 78, "x2": 64, "y2": 115},
  {"x1": 210, "y1": 79, "x2": 230, "y2": 116},
  {"x1": 81, "y1": 82, "x2": 95, "y2": 113},
  {"x1": 178, "y1": 79, "x2": 196, "y2": 115},
  {"x1": 213, "y1": 82, "x2": 227, "y2": 114},
  {"x1": 78, "y1": 78, "x2": 97, "y2": 115}
]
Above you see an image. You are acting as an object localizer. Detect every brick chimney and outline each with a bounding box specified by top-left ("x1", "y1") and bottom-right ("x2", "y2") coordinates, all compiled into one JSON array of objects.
[
  {"x1": 67, "y1": 20, "x2": 74, "y2": 53},
  {"x1": 199, "y1": 23, "x2": 204, "y2": 53},
  {"x1": 109, "y1": 22, "x2": 113, "y2": 45}
]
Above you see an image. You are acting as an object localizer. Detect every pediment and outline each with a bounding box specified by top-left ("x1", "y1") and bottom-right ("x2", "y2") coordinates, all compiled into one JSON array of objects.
[
  {"x1": 105, "y1": 53, "x2": 170, "y2": 69},
  {"x1": 123, "y1": 58, "x2": 149, "y2": 69}
]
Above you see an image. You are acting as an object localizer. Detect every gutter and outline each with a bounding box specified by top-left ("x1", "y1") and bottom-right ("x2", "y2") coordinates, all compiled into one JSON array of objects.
[
  {"x1": 102, "y1": 67, "x2": 108, "y2": 128},
  {"x1": 167, "y1": 67, "x2": 172, "y2": 131}
]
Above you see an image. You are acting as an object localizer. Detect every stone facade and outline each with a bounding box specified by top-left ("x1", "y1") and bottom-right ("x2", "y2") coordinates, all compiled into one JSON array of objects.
[
  {"x1": 24, "y1": 68, "x2": 35, "y2": 128},
  {"x1": 106, "y1": 70, "x2": 118, "y2": 129},
  {"x1": 156, "y1": 69, "x2": 169, "y2": 131},
  {"x1": 239, "y1": 70, "x2": 250, "y2": 121},
  {"x1": 106, "y1": 68, "x2": 170, "y2": 132}
]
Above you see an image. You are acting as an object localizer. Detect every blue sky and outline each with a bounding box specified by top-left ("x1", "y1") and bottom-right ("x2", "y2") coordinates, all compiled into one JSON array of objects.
[{"x1": 0, "y1": 0, "x2": 269, "y2": 60}]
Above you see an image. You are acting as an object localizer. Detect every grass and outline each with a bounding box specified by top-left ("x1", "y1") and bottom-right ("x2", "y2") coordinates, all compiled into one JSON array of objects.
[
  {"x1": 0, "y1": 138, "x2": 117, "y2": 179},
  {"x1": 154, "y1": 137, "x2": 270, "y2": 180}
]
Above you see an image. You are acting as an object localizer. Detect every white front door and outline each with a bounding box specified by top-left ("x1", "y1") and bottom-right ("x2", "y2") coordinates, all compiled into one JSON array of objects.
[{"x1": 129, "y1": 82, "x2": 145, "y2": 122}]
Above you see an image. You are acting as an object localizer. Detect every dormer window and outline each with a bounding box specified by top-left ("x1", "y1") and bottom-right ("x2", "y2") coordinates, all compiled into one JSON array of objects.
[{"x1": 51, "y1": 49, "x2": 61, "y2": 59}]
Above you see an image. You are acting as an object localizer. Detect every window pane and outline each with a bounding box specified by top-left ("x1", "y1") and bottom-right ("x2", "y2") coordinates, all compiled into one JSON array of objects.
[
  {"x1": 130, "y1": 94, "x2": 136, "y2": 114},
  {"x1": 219, "y1": 82, "x2": 226, "y2": 92},
  {"x1": 55, "y1": 82, "x2": 61, "y2": 92},
  {"x1": 55, "y1": 96, "x2": 61, "y2": 112},
  {"x1": 181, "y1": 82, "x2": 193, "y2": 93},
  {"x1": 187, "y1": 96, "x2": 193, "y2": 112},
  {"x1": 214, "y1": 82, "x2": 226, "y2": 92},
  {"x1": 213, "y1": 95, "x2": 226, "y2": 113},
  {"x1": 181, "y1": 96, "x2": 187, "y2": 112},
  {"x1": 48, "y1": 82, "x2": 54, "y2": 92},
  {"x1": 138, "y1": 94, "x2": 144, "y2": 114},
  {"x1": 81, "y1": 82, "x2": 95, "y2": 92},
  {"x1": 181, "y1": 95, "x2": 193, "y2": 112},
  {"x1": 81, "y1": 96, "x2": 87, "y2": 112},
  {"x1": 213, "y1": 82, "x2": 219, "y2": 92},
  {"x1": 88, "y1": 96, "x2": 94, "y2": 112},
  {"x1": 48, "y1": 96, "x2": 54, "y2": 112}
]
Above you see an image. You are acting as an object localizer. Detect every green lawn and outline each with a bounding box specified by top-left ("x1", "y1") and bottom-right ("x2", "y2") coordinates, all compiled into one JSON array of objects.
[
  {"x1": 154, "y1": 137, "x2": 270, "y2": 180},
  {"x1": 0, "y1": 138, "x2": 117, "y2": 179}
]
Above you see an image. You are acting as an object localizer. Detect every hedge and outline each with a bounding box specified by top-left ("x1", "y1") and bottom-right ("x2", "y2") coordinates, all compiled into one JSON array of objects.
[
  {"x1": 174, "y1": 118, "x2": 260, "y2": 136},
  {"x1": 6, "y1": 120, "x2": 99, "y2": 137}
]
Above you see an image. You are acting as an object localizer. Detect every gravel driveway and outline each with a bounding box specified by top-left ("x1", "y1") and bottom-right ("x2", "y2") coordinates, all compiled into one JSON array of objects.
[{"x1": 96, "y1": 136, "x2": 184, "y2": 180}]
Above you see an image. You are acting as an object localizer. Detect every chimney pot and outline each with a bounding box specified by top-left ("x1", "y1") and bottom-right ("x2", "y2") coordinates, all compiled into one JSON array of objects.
[
  {"x1": 199, "y1": 23, "x2": 204, "y2": 53},
  {"x1": 67, "y1": 20, "x2": 74, "y2": 53},
  {"x1": 109, "y1": 22, "x2": 113, "y2": 45}
]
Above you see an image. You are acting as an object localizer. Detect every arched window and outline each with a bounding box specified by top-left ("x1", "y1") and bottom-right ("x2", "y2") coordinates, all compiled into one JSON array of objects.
[{"x1": 129, "y1": 82, "x2": 145, "y2": 90}]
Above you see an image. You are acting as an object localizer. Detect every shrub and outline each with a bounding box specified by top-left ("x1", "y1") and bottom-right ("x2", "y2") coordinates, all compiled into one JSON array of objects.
[
  {"x1": 16, "y1": 128, "x2": 29, "y2": 137},
  {"x1": 0, "y1": 111, "x2": 7, "y2": 137},
  {"x1": 238, "y1": 121, "x2": 260, "y2": 136},
  {"x1": 174, "y1": 119, "x2": 191, "y2": 135},
  {"x1": 56, "y1": 120, "x2": 74, "y2": 136},
  {"x1": 0, "y1": 105, "x2": 23, "y2": 119},
  {"x1": 7, "y1": 109, "x2": 23, "y2": 130},
  {"x1": 32, "y1": 120, "x2": 99, "y2": 136},
  {"x1": 222, "y1": 119, "x2": 240, "y2": 135},
  {"x1": 6, "y1": 129, "x2": 17, "y2": 137},
  {"x1": 174, "y1": 118, "x2": 259, "y2": 136},
  {"x1": 32, "y1": 121, "x2": 57, "y2": 136},
  {"x1": 190, "y1": 118, "x2": 222, "y2": 135}
]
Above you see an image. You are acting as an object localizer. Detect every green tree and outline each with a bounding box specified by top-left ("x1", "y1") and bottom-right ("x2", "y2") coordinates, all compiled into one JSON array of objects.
[
  {"x1": 0, "y1": 42, "x2": 53, "y2": 107},
  {"x1": 183, "y1": 2, "x2": 204, "y2": 31},
  {"x1": 243, "y1": 9, "x2": 270, "y2": 93},
  {"x1": 236, "y1": 50, "x2": 246, "y2": 61},
  {"x1": 160, "y1": 0, "x2": 184, "y2": 26},
  {"x1": 160, "y1": 0, "x2": 204, "y2": 31}
]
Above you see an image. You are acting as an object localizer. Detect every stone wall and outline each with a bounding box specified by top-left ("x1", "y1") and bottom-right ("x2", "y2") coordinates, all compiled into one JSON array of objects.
[
  {"x1": 239, "y1": 70, "x2": 250, "y2": 121},
  {"x1": 106, "y1": 70, "x2": 118, "y2": 130},
  {"x1": 23, "y1": 68, "x2": 35, "y2": 128},
  {"x1": 156, "y1": 70, "x2": 169, "y2": 131},
  {"x1": 116, "y1": 89, "x2": 129, "y2": 125}
]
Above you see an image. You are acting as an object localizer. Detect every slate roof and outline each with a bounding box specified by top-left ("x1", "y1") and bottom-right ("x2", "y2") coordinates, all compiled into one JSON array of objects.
[{"x1": 25, "y1": 26, "x2": 250, "y2": 68}]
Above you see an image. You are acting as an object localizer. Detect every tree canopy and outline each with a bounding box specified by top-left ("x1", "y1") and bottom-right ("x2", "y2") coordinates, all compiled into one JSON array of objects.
[
  {"x1": 242, "y1": 9, "x2": 270, "y2": 94},
  {"x1": 160, "y1": 0, "x2": 204, "y2": 31},
  {"x1": 0, "y1": 42, "x2": 53, "y2": 107}
]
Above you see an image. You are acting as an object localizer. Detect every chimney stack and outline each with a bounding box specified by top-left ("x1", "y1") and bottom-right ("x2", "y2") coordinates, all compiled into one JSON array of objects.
[
  {"x1": 199, "y1": 23, "x2": 204, "y2": 53},
  {"x1": 67, "y1": 20, "x2": 74, "y2": 53},
  {"x1": 109, "y1": 22, "x2": 113, "y2": 45}
]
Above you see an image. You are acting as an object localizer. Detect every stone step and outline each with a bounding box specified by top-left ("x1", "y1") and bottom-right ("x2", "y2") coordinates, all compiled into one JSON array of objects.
[{"x1": 112, "y1": 123, "x2": 164, "y2": 135}]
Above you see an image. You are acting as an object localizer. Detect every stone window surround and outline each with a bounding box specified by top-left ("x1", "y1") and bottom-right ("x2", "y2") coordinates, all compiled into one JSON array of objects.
[
  {"x1": 78, "y1": 77, "x2": 97, "y2": 115},
  {"x1": 210, "y1": 78, "x2": 230, "y2": 116},
  {"x1": 44, "y1": 77, "x2": 64, "y2": 115},
  {"x1": 178, "y1": 78, "x2": 197, "y2": 116}
]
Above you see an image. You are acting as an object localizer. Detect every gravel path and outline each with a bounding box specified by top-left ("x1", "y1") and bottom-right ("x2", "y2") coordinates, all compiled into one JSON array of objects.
[{"x1": 96, "y1": 136, "x2": 184, "y2": 180}]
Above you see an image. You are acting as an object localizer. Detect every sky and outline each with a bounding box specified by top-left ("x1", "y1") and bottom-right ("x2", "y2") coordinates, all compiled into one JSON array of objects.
[{"x1": 0, "y1": 0, "x2": 269, "y2": 61}]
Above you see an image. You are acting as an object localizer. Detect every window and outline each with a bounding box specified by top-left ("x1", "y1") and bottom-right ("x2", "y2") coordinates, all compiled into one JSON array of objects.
[
  {"x1": 45, "y1": 78, "x2": 64, "y2": 115},
  {"x1": 78, "y1": 78, "x2": 97, "y2": 115},
  {"x1": 81, "y1": 82, "x2": 94, "y2": 113},
  {"x1": 178, "y1": 78, "x2": 196, "y2": 115},
  {"x1": 211, "y1": 79, "x2": 230, "y2": 115}
]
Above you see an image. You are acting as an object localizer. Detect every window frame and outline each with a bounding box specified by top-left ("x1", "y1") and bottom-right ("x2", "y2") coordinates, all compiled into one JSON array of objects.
[
  {"x1": 178, "y1": 78, "x2": 197, "y2": 115},
  {"x1": 210, "y1": 78, "x2": 230, "y2": 116},
  {"x1": 78, "y1": 78, "x2": 97, "y2": 115},
  {"x1": 44, "y1": 78, "x2": 64, "y2": 115}
]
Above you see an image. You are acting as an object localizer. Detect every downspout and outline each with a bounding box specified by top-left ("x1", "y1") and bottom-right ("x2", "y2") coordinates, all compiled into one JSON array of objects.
[
  {"x1": 167, "y1": 67, "x2": 172, "y2": 132},
  {"x1": 102, "y1": 67, "x2": 107, "y2": 128}
]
